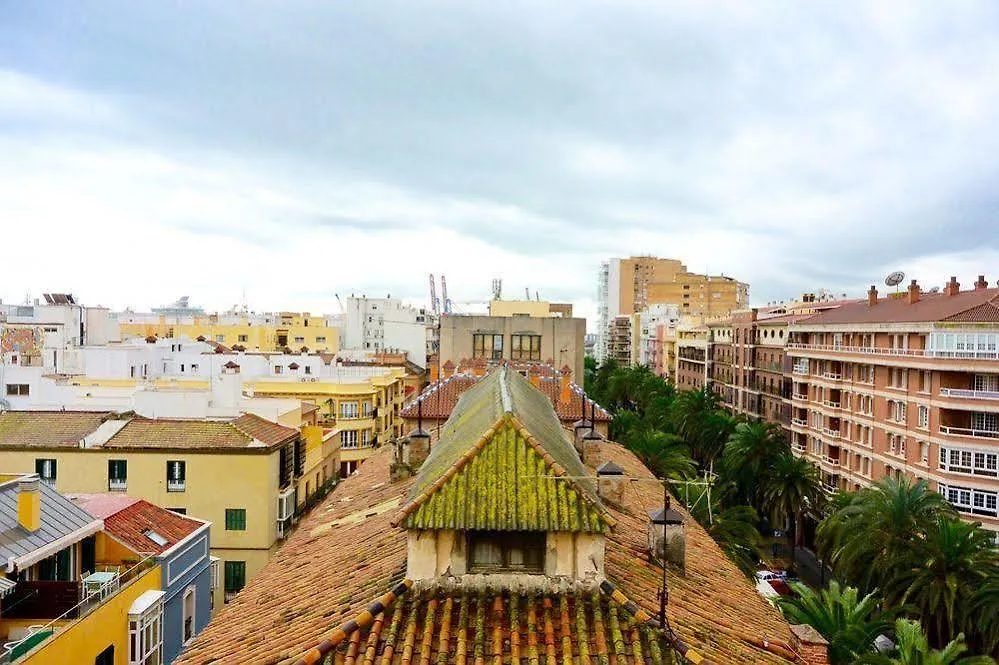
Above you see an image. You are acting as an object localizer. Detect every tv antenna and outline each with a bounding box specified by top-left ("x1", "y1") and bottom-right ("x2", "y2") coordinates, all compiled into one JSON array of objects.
[{"x1": 491, "y1": 278, "x2": 502, "y2": 301}]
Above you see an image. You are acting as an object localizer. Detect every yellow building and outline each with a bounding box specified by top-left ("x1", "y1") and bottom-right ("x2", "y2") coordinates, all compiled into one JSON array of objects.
[
  {"x1": 117, "y1": 311, "x2": 340, "y2": 353},
  {"x1": 0, "y1": 472, "x2": 164, "y2": 665},
  {"x1": 0, "y1": 410, "x2": 339, "y2": 610},
  {"x1": 486, "y1": 299, "x2": 573, "y2": 318}
]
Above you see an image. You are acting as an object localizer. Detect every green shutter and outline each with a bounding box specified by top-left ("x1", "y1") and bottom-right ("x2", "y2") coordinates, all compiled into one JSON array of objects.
[
  {"x1": 225, "y1": 509, "x2": 246, "y2": 531},
  {"x1": 224, "y1": 561, "x2": 246, "y2": 593}
]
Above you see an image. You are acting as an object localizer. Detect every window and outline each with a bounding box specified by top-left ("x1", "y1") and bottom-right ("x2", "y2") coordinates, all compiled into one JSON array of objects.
[
  {"x1": 225, "y1": 509, "x2": 247, "y2": 531},
  {"x1": 361, "y1": 430, "x2": 371, "y2": 447},
  {"x1": 362, "y1": 401, "x2": 372, "y2": 417},
  {"x1": 274, "y1": 365, "x2": 283, "y2": 374},
  {"x1": 939, "y1": 446, "x2": 998, "y2": 477},
  {"x1": 144, "y1": 530, "x2": 168, "y2": 547},
  {"x1": 510, "y1": 334, "x2": 542, "y2": 361},
  {"x1": 167, "y1": 461, "x2": 186, "y2": 492},
  {"x1": 35, "y1": 458, "x2": 56, "y2": 483},
  {"x1": 939, "y1": 483, "x2": 998, "y2": 518},
  {"x1": 167, "y1": 508, "x2": 187, "y2": 515},
  {"x1": 974, "y1": 374, "x2": 999, "y2": 392},
  {"x1": 315, "y1": 336, "x2": 327, "y2": 344},
  {"x1": 95, "y1": 646, "x2": 114, "y2": 665},
  {"x1": 294, "y1": 336, "x2": 305, "y2": 344},
  {"x1": 972, "y1": 411, "x2": 998, "y2": 433},
  {"x1": 304, "y1": 366, "x2": 312, "y2": 375},
  {"x1": 341, "y1": 430, "x2": 358, "y2": 449},
  {"x1": 5, "y1": 384, "x2": 29, "y2": 396},
  {"x1": 215, "y1": 334, "x2": 225, "y2": 343},
  {"x1": 190, "y1": 363, "x2": 199, "y2": 372},
  {"x1": 183, "y1": 586, "x2": 196, "y2": 644},
  {"x1": 108, "y1": 460, "x2": 127, "y2": 491},
  {"x1": 238, "y1": 334, "x2": 248, "y2": 343},
  {"x1": 919, "y1": 441, "x2": 929, "y2": 464},
  {"x1": 917, "y1": 405, "x2": 929, "y2": 429},
  {"x1": 340, "y1": 402, "x2": 359, "y2": 418},
  {"x1": 224, "y1": 561, "x2": 246, "y2": 602},
  {"x1": 467, "y1": 531, "x2": 545, "y2": 573},
  {"x1": 473, "y1": 334, "x2": 504, "y2": 360},
  {"x1": 128, "y1": 594, "x2": 163, "y2": 665},
  {"x1": 888, "y1": 400, "x2": 906, "y2": 423}
]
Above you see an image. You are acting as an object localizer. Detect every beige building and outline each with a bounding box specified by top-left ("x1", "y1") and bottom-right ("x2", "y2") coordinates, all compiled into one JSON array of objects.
[
  {"x1": 436, "y1": 312, "x2": 586, "y2": 379},
  {"x1": 596, "y1": 256, "x2": 748, "y2": 364},
  {"x1": 486, "y1": 299, "x2": 573, "y2": 318}
]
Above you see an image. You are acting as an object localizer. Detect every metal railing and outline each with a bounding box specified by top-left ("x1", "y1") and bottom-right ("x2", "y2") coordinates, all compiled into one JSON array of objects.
[
  {"x1": 940, "y1": 388, "x2": 999, "y2": 400},
  {"x1": 939, "y1": 425, "x2": 999, "y2": 439},
  {"x1": 822, "y1": 427, "x2": 841, "y2": 439},
  {"x1": 822, "y1": 400, "x2": 841, "y2": 409},
  {"x1": 791, "y1": 418, "x2": 807, "y2": 427},
  {"x1": 787, "y1": 342, "x2": 999, "y2": 360}
]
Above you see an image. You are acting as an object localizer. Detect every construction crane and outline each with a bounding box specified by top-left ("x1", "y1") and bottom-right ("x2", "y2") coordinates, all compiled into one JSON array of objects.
[
  {"x1": 441, "y1": 275, "x2": 453, "y2": 314},
  {"x1": 428, "y1": 274, "x2": 440, "y2": 316}
]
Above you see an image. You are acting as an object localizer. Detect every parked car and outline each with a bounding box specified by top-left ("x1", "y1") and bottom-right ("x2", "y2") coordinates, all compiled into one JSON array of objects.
[{"x1": 755, "y1": 570, "x2": 795, "y2": 599}]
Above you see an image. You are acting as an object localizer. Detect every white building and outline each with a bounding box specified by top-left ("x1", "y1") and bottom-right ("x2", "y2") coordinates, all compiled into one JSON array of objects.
[
  {"x1": 341, "y1": 297, "x2": 429, "y2": 368},
  {"x1": 635, "y1": 304, "x2": 680, "y2": 367}
]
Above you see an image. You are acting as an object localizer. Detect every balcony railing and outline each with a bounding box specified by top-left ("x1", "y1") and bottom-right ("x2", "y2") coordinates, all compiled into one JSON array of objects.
[
  {"x1": 787, "y1": 342, "x2": 999, "y2": 360},
  {"x1": 825, "y1": 457, "x2": 840, "y2": 466},
  {"x1": 822, "y1": 427, "x2": 841, "y2": 439},
  {"x1": 822, "y1": 400, "x2": 841, "y2": 409},
  {"x1": 108, "y1": 479, "x2": 127, "y2": 491},
  {"x1": 940, "y1": 388, "x2": 999, "y2": 401},
  {"x1": 167, "y1": 479, "x2": 186, "y2": 492},
  {"x1": 791, "y1": 418, "x2": 807, "y2": 427},
  {"x1": 939, "y1": 425, "x2": 999, "y2": 439},
  {"x1": 1, "y1": 580, "x2": 81, "y2": 619},
  {"x1": 792, "y1": 393, "x2": 808, "y2": 401},
  {"x1": 821, "y1": 372, "x2": 842, "y2": 380}
]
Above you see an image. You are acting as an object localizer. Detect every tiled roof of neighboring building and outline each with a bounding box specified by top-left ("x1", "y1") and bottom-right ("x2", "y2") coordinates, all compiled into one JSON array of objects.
[
  {"x1": 176, "y1": 444, "x2": 800, "y2": 665},
  {"x1": 400, "y1": 373, "x2": 611, "y2": 424},
  {"x1": 0, "y1": 477, "x2": 103, "y2": 573},
  {"x1": 0, "y1": 411, "x2": 111, "y2": 448},
  {"x1": 798, "y1": 287, "x2": 999, "y2": 325},
  {"x1": 104, "y1": 413, "x2": 297, "y2": 451},
  {"x1": 72, "y1": 494, "x2": 205, "y2": 555}
]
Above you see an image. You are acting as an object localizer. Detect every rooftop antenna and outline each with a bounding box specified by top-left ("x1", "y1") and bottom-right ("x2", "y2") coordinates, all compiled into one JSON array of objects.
[
  {"x1": 491, "y1": 278, "x2": 502, "y2": 301},
  {"x1": 885, "y1": 271, "x2": 905, "y2": 294},
  {"x1": 525, "y1": 287, "x2": 530, "y2": 299}
]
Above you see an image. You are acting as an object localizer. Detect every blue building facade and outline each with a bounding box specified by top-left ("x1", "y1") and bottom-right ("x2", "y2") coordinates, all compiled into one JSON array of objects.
[{"x1": 159, "y1": 523, "x2": 213, "y2": 665}]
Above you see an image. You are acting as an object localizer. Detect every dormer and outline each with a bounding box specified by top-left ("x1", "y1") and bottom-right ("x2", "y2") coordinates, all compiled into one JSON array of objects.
[{"x1": 394, "y1": 367, "x2": 614, "y2": 586}]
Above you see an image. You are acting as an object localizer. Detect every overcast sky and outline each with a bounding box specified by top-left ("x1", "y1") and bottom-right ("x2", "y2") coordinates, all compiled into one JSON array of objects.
[{"x1": 3, "y1": 2, "x2": 999, "y2": 328}]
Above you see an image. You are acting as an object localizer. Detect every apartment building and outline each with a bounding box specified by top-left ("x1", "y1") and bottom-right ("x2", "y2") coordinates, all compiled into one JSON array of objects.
[
  {"x1": 606, "y1": 315, "x2": 632, "y2": 366},
  {"x1": 340, "y1": 296, "x2": 430, "y2": 369},
  {"x1": 629, "y1": 304, "x2": 680, "y2": 369},
  {"x1": 117, "y1": 308, "x2": 340, "y2": 354},
  {"x1": 437, "y1": 309, "x2": 586, "y2": 380},
  {"x1": 596, "y1": 256, "x2": 748, "y2": 363},
  {"x1": 0, "y1": 409, "x2": 334, "y2": 609},
  {"x1": 675, "y1": 324, "x2": 711, "y2": 391},
  {"x1": 787, "y1": 276, "x2": 999, "y2": 535}
]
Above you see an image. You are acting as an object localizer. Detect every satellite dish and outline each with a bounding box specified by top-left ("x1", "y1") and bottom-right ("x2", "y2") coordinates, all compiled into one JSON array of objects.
[{"x1": 885, "y1": 271, "x2": 905, "y2": 287}]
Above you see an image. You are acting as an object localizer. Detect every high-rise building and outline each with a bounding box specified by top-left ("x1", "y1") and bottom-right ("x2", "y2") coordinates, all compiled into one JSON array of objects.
[
  {"x1": 596, "y1": 257, "x2": 748, "y2": 364},
  {"x1": 340, "y1": 296, "x2": 430, "y2": 369}
]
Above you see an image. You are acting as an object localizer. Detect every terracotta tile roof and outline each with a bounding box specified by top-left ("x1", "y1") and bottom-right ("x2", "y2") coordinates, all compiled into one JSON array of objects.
[
  {"x1": 799, "y1": 287, "x2": 999, "y2": 326},
  {"x1": 400, "y1": 374, "x2": 611, "y2": 424},
  {"x1": 232, "y1": 413, "x2": 300, "y2": 446},
  {"x1": 0, "y1": 411, "x2": 111, "y2": 448},
  {"x1": 176, "y1": 442, "x2": 800, "y2": 665},
  {"x1": 71, "y1": 494, "x2": 204, "y2": 555},
  {"x1": 104, "y1": 413, "x2": 297, "y2": 451}
]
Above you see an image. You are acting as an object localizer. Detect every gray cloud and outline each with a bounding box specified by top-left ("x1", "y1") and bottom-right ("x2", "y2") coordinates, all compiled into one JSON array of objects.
[{"x1": 3, "y1": 1, "x2": 999, "y2": 322}]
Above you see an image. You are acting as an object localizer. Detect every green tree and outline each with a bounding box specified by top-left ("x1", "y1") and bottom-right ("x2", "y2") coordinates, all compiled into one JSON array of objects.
[
  {"x1": 625, "y1": 430, "x2": 695, "y2": 480},
  {"x1": 760, "y1": 452, "x2": 823, "y2": 571},
  {"x1": 777, "y1": 581, "x2": 896, "y2": 665},
  {"x1": 698, "y1": 504, "x2": 761, "y2": 576},
  {"x1": 859, "y1": 619, "x2": 995, "y2": 665},
  {"x1": 885, "y1": 518, "x2": 999, "y2": 649},
  {"x1": 816, "y1": 477, "x2": 956, "y2": 593},
  {"x1": 720, "y1": 421, "x2": 785, "y2": 508},
  {"x1": 971, "y1": 578, "x2": 999, "y2": 656}
]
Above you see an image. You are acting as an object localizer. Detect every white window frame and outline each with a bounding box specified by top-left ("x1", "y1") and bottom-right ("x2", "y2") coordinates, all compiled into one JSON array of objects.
[
  {"x1": 182, "y1": 586, "x2": 196, "y2": 645},
  {"x1": 341, "y1": 430, "x2": 358, "y2": 449},
  {"x1": 129, "y1": 598, "x2": 163, "y2": 665},
  {"x1": 939, "y1": 446, "x2": 998, "y2": 478},
  {"x1": 917, "y1": 405, "x2": 929, "y2": 429},
  {"x1": 340, "y1": 402, "x2": 359, "y2": 419}
]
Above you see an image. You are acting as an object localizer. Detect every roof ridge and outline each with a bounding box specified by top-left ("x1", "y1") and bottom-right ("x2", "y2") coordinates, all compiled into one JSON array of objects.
[{"x1": 499, "y1": 366, "x2": 513, "y2": 413}]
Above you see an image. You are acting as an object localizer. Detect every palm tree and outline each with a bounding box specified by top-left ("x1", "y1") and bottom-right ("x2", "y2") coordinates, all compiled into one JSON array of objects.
[
  {"x1": 971, "y1": 578, "x2": 999, "y2": 657},
  {"x1": 760, "y1": 452, "x2": 823, "y2": 570},
  {"x1": 858, "y1": 619, "x2": 994, "y2": 665},
  {"x1": 670, "y1": 388, "x2": 719, "y2": 458},
  {"x1": 816, "y1": 477, "x2": 956, "y2": 593},
  {"x1": 884, "y1": 517, "x2": 999, "y2": 649},
  {"x1": 720, "y1": 420, "x2": 785, "y2": 508},
  {"x1": 777, "y1": 581, "x2": 896, "y2": 664},
  {"x1": 626, "y1": 430, "x2": 695, "y2": 480},
  {"x1": 702, "y1": 504, "x2": 761, "y2": 576}
]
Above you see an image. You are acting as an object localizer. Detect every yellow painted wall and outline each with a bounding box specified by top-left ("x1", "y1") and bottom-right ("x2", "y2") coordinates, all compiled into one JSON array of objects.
[
  {"x1": 487, "y1": 300, "x2": 555, "y2": 318},
  {"x1": 95, "y1": 533, "x2": 141, "y2": 566},
  {"x1": 18, "y1": 564, "x2": 161, "y2": 665},
  {"x1": 118, "y1": 316, "x2": 340, "y2": 353},
  {"x1": 210, "y1": 546, "x2": 275, "y2": 611},
  {"x1": 296, "y1": 425, "x2": 337, "y2": 508},
  {"x1": 0, "y1": 448, "x2": 279, "y2": 614}
]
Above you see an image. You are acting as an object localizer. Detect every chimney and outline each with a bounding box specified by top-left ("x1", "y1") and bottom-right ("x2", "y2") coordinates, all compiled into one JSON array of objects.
[
  {"x1": 648, "y1": 503, "x2": 685, "y2": 573},
  {"x1": 390, "y1": 428, "x2": 431, "y2": 481},
  {"x1": 907, "y1": 279, "x2": 920, "y2": 305},
  {"x1": 528, "y1": 365, "x2": 541, "y2": 388},
  {"x1": 559, "y1": 365, "x2": 572, "y2": 405},
  {"x1": 790, "y1": 624, "x2": 831, "y2": 665},
  {"x1": 596, "y1": 461, "x2": 626, "y2": 506},
  {"x1": 442, "y1": 360, "x2": 455, "y2": 378},
  {"x1": 945, "y1": 276, "x2": 961, "y2": 296},
  {"x1": 429, "y1": 358, "x2": 440, "y2": 383},
  {"x1": 975, "y1": 275, "x2": 988, "y2": 290},
  {"x1": 17, "y1": 475, "x2": 41, "y2": 532},
  {"x1": 867, "y1": 285, "x2": 878, "y2": 306}
]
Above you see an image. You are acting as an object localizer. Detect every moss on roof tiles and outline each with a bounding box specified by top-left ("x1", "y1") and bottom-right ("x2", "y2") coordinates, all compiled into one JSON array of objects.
[{"x1": 403, "y1": 368, "x2": 607, "y2": 532}]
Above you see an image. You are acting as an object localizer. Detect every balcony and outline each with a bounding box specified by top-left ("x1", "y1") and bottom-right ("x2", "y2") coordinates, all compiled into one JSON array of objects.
[
  {"x1": 791, "y1": 418, "x2": 807, "y2": 427},
  {"x1": 822, "y1": 400, "x2": 841, "y2": 409},
  {"x1": 825, "y1": 456, "x2": 840, "y2": 466},
  {"x1": 792, "y1": 393, "x2": 808, "y2": 401},
  {"x1": 108, "y1": 478, "x2": 126, "y2": 491},
  {"x1": 939, "y1": 425, "x2": 999, "y2": 440},
  {"x1": 1, "y1": 580, "x2": 82, "y2": 620},
  {"x1": 940, "y1": 388, "x2": 999, "y2": 401},
  {"x1": 822, "y1": 427, "x2": 841, "y2": 439},
  {"x1": 821, "y1": 372, "x2": 842, "y2": 380},
  {"x1": 788, "y1": 342, "x2": 999, "y2": 361},
  {"x1": 167, "y1": 479, "x2": 186, "y2": 492}
]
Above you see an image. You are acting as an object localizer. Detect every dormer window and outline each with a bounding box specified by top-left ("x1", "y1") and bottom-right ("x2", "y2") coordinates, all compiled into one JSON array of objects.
[{"x1": 468, "y1": 531, "x2": 545, "y2": 574}]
